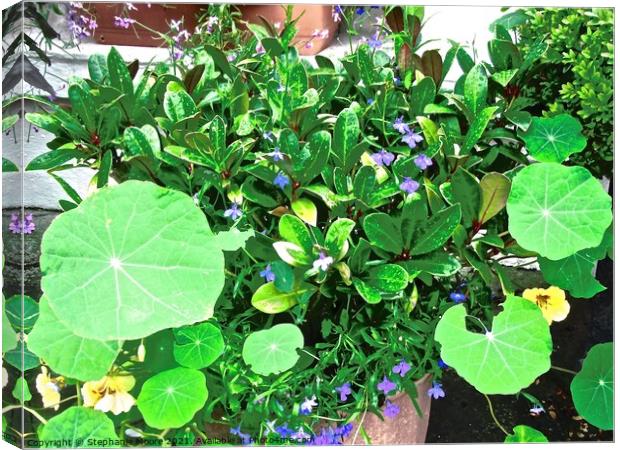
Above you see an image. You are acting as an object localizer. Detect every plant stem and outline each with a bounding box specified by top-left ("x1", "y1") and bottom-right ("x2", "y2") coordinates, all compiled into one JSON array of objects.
[
  {"x1": 483, "y1": 394, "x2": 509, "y2": 436},
  {"x1": 551, "y1": 365, "x2": 578, "y2": 375},
  {"x1": 2, "y1": 405, "x2": 48, "y2": 425}
]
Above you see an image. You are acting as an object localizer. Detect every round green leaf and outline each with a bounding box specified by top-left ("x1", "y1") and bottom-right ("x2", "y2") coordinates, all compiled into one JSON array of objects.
[
  {"x1": 242, "y1": 324, "x2": 304, "y2": 376},
  {"x1": 137, "y1": 368, "x2": 208, "y2": 429},
  {"x1": 507, "y1": 163, "x2": 612, "y2": 260},
  {"x1": 40, "y1": 407, "x2": 118, "y2": 447},
  {"x1": 41, "y1": 180, "x2": 225, "y2": 341},
  {"x1": 28, "y1": 297, "x2": 120, "y2": 381},
  {"x1": 5, "y1": 295, "x2": 39, "y2": 332},
  {"x1": 173, "y1": 322, "x2": 224, "y2": 369},
  {"x1": 505, "y1": 425, "x2": 548, "y2": 443},
  {"x1": 570, "y1": 342, "x2": 613, "y2": 430},
  {"x1": 519, "y1": 114, "x2": 587, "y2": 163},
  {"x1": 353, "y1": 279, "x2": 382, "y2": 304},
  {"x1": 435, "y1": 295, "x2": 552, "y2": 394}
]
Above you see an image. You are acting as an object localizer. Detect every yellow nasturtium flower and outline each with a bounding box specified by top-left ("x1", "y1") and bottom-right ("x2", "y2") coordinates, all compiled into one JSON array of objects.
[
  {"x1": 82, "y1": 372, "x2": 136, "y2": 415},
  {"x1": 522, "y1": 286, "x2": 570, "y2": 325},
  {"x1": 35, "y1": 366, "x2": 64, "y2": 410}
]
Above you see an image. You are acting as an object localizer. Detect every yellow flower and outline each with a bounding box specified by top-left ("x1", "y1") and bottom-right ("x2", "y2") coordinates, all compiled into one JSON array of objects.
[
  {"x1": 522, "y1": 286, "x2": 570, "y2": 325},
  {"x1": 35, "y1": 366, "x2": 64, "y2": 410},
  {"x1": 82, "y1": 373, "x2": 136, "y2": 415}
]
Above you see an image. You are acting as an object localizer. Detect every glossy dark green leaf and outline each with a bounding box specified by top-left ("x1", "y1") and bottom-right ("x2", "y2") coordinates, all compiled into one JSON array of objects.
[
  {"x1": 464, "y1": 64, "x2": 488, "y2": 115},
  {"x1": 451, "y1": 167, "x2": 480, "y2": 227},
  {"x1": 410, "y1": 204, "x2": 461, "y2": 256},
  {"x1": 363, "y1": 213, "x2": 403, "y2": 254},
  {"x1": 461, "y1": 106, "x2": 498, "y2": 154}
]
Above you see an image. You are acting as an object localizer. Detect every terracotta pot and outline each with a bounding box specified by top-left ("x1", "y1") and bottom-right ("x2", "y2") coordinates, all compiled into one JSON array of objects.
[
  {"x1": 235, "y1": 4, "x2": 338, "y2": 55},
  {"x1": 344, "y1": 374, "x2": 433, "y2": 444},
  {"x1": 88, "y1": 2, "x2": 203, "y2": 47}
]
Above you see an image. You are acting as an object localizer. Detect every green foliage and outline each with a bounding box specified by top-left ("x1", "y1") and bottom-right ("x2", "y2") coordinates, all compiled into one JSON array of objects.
[
  {"x1": 242, "y1": 324, "x2": 304, "y2": 376},
  {"x1": 505, "y1": 425, "x2": 548, "y2": 442}
]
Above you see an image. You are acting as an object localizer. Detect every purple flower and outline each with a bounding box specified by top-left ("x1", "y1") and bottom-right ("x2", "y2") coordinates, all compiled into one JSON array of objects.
[
  {"x1": 335, "y1": 423, "x2": 353, "y2": 439},
  {"x1": 367, "y1": 33, "x2": 382, "y2": 50},
  {"x1": 256, "y1": 42, "x2": 265, "y2": 55},
  {"x1": 172, "y1": 46, "x2": 184, "y2": 61},
  {"x1": 414, "y1": 153, "x2": 433, "y2": 170},
  {"x1": 224, "y1": 202, "x2": 242, "y2": 220},
  {"x1": 371, "y1": 149, "x2": 395, "y2": 167},
  {"x1": 8, "y1": 214, "x2": 21, "y2": 234},
  {"x1": 276, "y1": 424, "x2": 293, "y2": 438},
  {"x1": 227, "y1": 53, "x2": 237, "y2": 62},
  {"x1": 393, "y1": 116, "x2": 411, "y2": 135},
  {"x1": 438, "y1": 359, "x2": 449, "y2": 370},
  {"x1": 402, "y1": 131, "x2": 424, "y2": 149},
  {"x1": 394, "y1": 76, "x2": 402, "y2": 87},
  {"x1": 273, "y1": 172, "x2": 290, "y2": 189},
  {"x1": 262, "y1": 131, "x2": 274, "y2": 142},
  {"x1": 335, "y1": 382, "x2": 352, "y2": 402},
  {"x1": 310, "y1": 427, "x2": 341, "y2": 445},
  {"x1": 427, "y1": 382, "x2": 445, "y2": 399},
  {"x1": 23, "y1": 213, "x2": 35, "y2": 234},
  {"x1": 230, "y1": 426, "x2": 252, "y2": 444},
  {"x1": 400, "y1": 177, "x2": 420, "y2": 195},
  {"x1": 377, "y1": 376, "x2": 397, "y2": 395},
  {"x1": 300, "y1": 395, "x2": 317, "y2": 415},
  {"x1": 356, "y1": 7, "x2": 365, "y2": 15},
  {"x1": 174, "y1": 29, "x2": 191, "y2": 43},
  {"x1": 271, "y1": 147, "x2": 284, "y2": 161},
  {"x1": 113, "y1": 16, "x2": 136, "y2": 29},
  {"x1": 312, "y1": 252, "x2": 334, "y2": 272},
  {"x1": 392, "y1": 359, "x2": 411, "y2": 377},
  {"x1": 260, "y1": 264, "x2": 276, "y2": 282},
  {"x1": 450, "y1": 292, "x2": 467, "y2": 303},
  {"x1": 332, "y1": 5, "x2": 343, "y2": 22},
  {"x1": 529, "y1": 405, "x2": 545, "y2": 416},
  {"x1": 383, "y1": 400, "x2": 400, "y2": 418},
  {"x1": 291, "y1": 427, "x2": 311, "y2": 441},
  {"x1": 170, "y1": 19, "x2": 182, "y2": 31}
]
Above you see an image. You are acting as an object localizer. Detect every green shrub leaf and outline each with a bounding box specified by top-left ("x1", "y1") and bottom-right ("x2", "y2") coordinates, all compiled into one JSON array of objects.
[
  {"x1": 478, "y1": 172, "x2": 511, "y2": 224},
  {"x1": 410, "y1": 204, "x2": 462, "y2": 256}
]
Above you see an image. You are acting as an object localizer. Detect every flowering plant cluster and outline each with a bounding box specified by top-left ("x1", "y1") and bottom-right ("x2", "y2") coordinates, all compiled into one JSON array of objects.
[{"x1": 2, "y1": 5, "x2": 613, "y2": 447}]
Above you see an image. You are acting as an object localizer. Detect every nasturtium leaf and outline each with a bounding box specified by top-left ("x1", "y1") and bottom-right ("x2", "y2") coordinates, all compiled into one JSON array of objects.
[
  {"x1": 41, "y1": 180, "x2": 226, "y2": 341},
  {"x1": 251, "y1": 282, "x2": 316, "y2": 314},
  {"x1": 164, "y1": 81, "x2": 198, "y2": 122},
  {"x1": 12, "y1": 376, "x2": 32, "y2": 403},
  {"x1": 325, "y1": 218, "x2": 355, "y2": 259},
  {"x1": 28, "y1": 298, "x2": 120, "y2": 381},
  {"x1": 363, "y1": 213, "x2": 403, "y2": 254},
  {"x1": 435, "y1": 296, "x2": 552, "y2": 394},
  {"x1": 538, "y1": 251, "x2": 605, "y2": 299},
  {"x1": 173, "y1": 322, "x2": 224, "y2": 369},
  {"x1": 400, "y1": 252, "x2": 461, "y2": 277},
  {"x1": 366, "y1": 265, "x2": 409, "y2": 292},
  {"x1": 2, "y1": 297, "x2": 18, "y2": 353},
  {"x1": 212, "y1": 229, "x2": 254, "y2": 252},
  {"x1": 291, "y1": 198, "x2": 318, "y2": 227},
  {"x1": 353, "y1": 279, "x2": 382, "y2": 304},
  {"x1": 478, "y1": 172, "x2": 511, "y2": 224},
  {"x1": 570, "y1": 342, "x2": 613, "y2": 430},
  {"x1": 40, "y1": 407, "x2": 118, "y2": 446},
  {"x1": 519, "y1": 114, "x2": 586, "y2": 163},
  {"x1": 507, "y1": 163, "x2": 612, "y2": 260},
  {"x1": 410, "y1": 204, "x2": 461, "y2": 256},
  {"x1": 505, "y1": 425, "x2": 548, "y2": 443},
  {"x1": 242, "y1": 324, "x2": 304, "y2": 376},
  {"x1": 137, "y1": 368, "x2": 208, "y2": 429}
]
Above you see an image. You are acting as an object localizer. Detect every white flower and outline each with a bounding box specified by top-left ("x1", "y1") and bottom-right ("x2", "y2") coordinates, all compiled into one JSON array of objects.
[{"x1": 312, "y1": 252, "x2": 333, "y2": 272}]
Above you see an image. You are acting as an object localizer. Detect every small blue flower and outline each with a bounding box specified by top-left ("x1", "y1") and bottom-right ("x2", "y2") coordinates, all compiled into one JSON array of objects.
[
  {"x1": 263, "y1": 131, "x2": 275, "y2": 142},
  {"x1": 371, "y1": 149, "x2": 395, "y2": 167},
  {"x1": 393, "y1": 116, "x2": 410, "y2": 134},
  {"x1": 530, "y1": 405, "x2": 545, "y2": 416},
  {"x1": 383, "y1": 400, "x2": 400, "y2": 418},
  {"x1": 300, "y1": 395, "x2": 318, "y2": 415},
  {"x1": 271, "y1": 146, "x2": 284, "y2": 161},
  {"x1": 392, "y1": 359, "x2": 411, "y2": 377},
  {"x1": 276, "y1": 423, "x2": 293, "y2": 438},
  {"x1": 394, "y1": 76, "x2": 402, "y2": 87},
  {"x1": 291, "y1": 427, "x2": 311, "y2": 441},
  {"x1": 310, "y1": 427, "x2": 341, "y2": 445},
  {"x1": 368, "y1": 33, "x2": 382, "y2": 50},
  {"x1": 428, "y1": 382, "x2": 446, "y2": 399},
  {"x1": 335, "y1": 423, "x2": 353, "y2": 439},
  {"x1": 273, "y1": 172, "x2": 290, "y2": 189},
  {"x1": 260, "y1": 264, "x2": 276, "y2": 282},
  {"x1": 402, "y1": 131, "x2": 424, "y2": 149},
  {"x1": 438, "y1": 359, "x2": 449, "y2": 370},
  {"x1": 230, "y1": 426, "x2": 241, "y2": 436},
  {"x1": 355, "y1": 7, "x2": 365, "y2": 15},
  {"x1": 377, "y1": 376, "x2": 397, "y2": 395},
  {"x1": 414, "y1": 153, "x2": 433, "y2": 170},
  {"x1": 224, "y1": 202, "x2": 242, "y2": 220},
  {"x1": 400, "y1": 177, "x2": 420, "y2": 195},
  {"x1": 335, "y1": 382, "x2": 352, "y2": 402},
  {"x1": 450, "y1": 292, "x2": 467, "y2": 303},
  {"x1": 367, "y1": 98, "x2": 374, "y2": 105}
]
